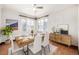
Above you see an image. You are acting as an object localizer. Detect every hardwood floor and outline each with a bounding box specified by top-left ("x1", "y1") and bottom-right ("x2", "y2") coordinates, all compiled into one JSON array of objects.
[
  {"x1": 0, "y1": 41, "x2": 78, "y2": 55},
  {"x1": 50, "y1": 41, "x2": 78, "y2": 55},
  {"x1": 0, "y1": 43, "x2": 11, "y2": 55}
]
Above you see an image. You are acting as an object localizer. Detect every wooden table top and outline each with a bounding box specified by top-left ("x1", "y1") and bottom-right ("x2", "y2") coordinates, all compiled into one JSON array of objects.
[{"x1": 15, "y1": 36, "x2": 34, "y2": 48}]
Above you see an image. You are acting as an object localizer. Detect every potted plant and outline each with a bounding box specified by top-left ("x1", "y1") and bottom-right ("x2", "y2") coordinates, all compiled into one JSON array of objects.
[{"x1": 1, "y1": 26, "x2": 13, "y2": 44}]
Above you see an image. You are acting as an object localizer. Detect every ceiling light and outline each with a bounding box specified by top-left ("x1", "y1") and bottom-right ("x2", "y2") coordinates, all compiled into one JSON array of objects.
[{"x1": 36, "y1": 6, "x2": 43, "y2": 9}]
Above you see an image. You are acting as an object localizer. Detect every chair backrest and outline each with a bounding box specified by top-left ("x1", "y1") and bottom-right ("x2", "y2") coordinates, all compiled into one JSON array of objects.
[
  {"x1": 42, "y1": 32, "x2": 49, "y2": 47},
  {"x1": 33, "y1": 33, "x2": 42, "y2": 51},
  {"x1": 9, "y1": 35, "x2": 23, "y2": 55},
  {"x1": 9, "y1": 35, "x2": 15, "y2": 53}
]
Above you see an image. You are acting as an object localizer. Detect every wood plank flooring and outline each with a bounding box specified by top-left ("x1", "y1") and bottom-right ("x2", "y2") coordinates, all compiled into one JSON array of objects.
[
  {"x1": 0, "y1": 43, "x2": 11, "y2": 55},
  {"x1": 50, "y1": 41, "x2": 78, "y2": 55},
  {"x1": 0, "y1": 41, "x2": 78, "y2": 55}
]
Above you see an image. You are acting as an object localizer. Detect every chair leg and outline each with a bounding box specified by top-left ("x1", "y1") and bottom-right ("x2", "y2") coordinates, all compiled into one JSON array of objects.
[
  {"x1": 27, "y1": 45, "x2": 29, "y2": 55},
  {"x1": 43, "y1": 47, "x2": 46, "y2": 55},
  {"x1": 48, "y1": 45, "x2": 50, "y2": 53},
  {"x1": 23, "y1": 47, "x2": 28, "y2": 55},
  {"x1": 39, "y1": 50, "x2": 42, "y2": 55}
]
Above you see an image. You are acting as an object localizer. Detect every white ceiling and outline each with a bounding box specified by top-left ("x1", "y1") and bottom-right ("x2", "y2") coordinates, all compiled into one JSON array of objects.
[{"x1": 4, "y1": 4, "x2": 75, "y2": 17}]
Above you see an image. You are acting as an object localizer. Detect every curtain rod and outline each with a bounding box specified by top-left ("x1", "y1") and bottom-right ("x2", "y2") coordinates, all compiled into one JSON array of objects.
[
  {"x1": 19, "y1": 15, "x2": 34, "y2": 19},
  {"x1": 19, "y1": 14, "x2": 49, "y2": 20},
  {"x1": 38, "y1": 15, "x2": 49, "y2": 19}
]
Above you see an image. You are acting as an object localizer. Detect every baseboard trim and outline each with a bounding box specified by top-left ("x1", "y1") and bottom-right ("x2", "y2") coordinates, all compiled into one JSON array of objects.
[{"x1": 70, "y1": 45, "x2": 78, "y2": 49}]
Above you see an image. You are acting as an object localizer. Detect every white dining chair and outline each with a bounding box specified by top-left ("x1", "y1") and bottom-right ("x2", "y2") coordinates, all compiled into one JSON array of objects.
[
  {"x1": 28, "y1": 33, "x2": 42, "y2": 55},
  {"x1": 42, "y1": 32, "x2": 49, "y2": 47},
  {"x1": 41, "y1": 32, "x2": 50, "y2": 54},
  {"x1": 8, "y1": 35, "x2": 25, "y2": 55},
  {"x1": 42, "y1": 32, "x2": 58, "y2": 55},
  {"x1": 8, "y1": 35, "x2": 15, "y2": 55},
  {"x1": 8, "y1": 47, "x2": 12, "y2": 55}
]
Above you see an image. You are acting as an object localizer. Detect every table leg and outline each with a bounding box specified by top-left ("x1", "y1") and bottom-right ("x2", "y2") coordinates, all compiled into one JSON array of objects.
[
  {"x1": 23, "y1": 46, "x2": 27, "y2": 55},
  {"x1": 27, "y1": 45, "x2": 29, "y2": 55}
]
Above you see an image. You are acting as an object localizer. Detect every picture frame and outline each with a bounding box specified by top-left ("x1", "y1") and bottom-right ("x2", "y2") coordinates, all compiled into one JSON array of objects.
[
  {"x1": 6, "y1": 19, "x2": 18, "y2": 30},
  {"x1": 57, "y1": 24, "x2": 69, "y2": 31}
]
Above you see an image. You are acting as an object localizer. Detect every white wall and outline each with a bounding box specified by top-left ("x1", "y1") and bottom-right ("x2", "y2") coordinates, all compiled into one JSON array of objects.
[
  {"x1": 78, "y1": 5, "x2": 79, "y2": 50},
  {"x1": 0, "y1": 5, "x2": 2, "y2": 20},
  {"x1": 2, "y1": 8, "x2": 18, "y2": 19},
  {"x1": 47, "y1": 6, "x2": 78, "y2": 46},
  {"x1": 0, "y1": 5, "x2": 3, "y2": 28},
  {"x1": 2, "y1": 7, "x2": 19, "y2": 26},
  {"x1": 0, "y1": 5, "x2": 1, "y2": 28},
  {"x1": 0, "y1": 7, "x2": 22, "y2": 36}
]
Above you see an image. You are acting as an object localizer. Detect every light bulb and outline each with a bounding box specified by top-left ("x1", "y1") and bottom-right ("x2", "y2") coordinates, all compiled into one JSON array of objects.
[{"x1": 33, "y1": 7, "x2": 36, "y2": 11}]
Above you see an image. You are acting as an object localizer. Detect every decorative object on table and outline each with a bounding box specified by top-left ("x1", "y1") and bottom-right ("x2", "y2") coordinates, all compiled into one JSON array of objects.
[
  {"x1": 52, "y1": 26, "x2": 57, "y2": 33},
  {"x1": 31, "y1": 30, "x2": 34, "y2": 36},
  {"x1": 52, "y1": 27, "x2": 55, "y2": 33}
]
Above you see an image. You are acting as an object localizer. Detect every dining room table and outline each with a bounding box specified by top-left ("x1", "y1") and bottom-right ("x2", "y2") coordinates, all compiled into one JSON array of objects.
[
  {"x1": 14, "y1": 33, "x2": 45, "y2": 55},
  {"x1": 15, "y1": 36, "x2": 34, "y2": 55}
]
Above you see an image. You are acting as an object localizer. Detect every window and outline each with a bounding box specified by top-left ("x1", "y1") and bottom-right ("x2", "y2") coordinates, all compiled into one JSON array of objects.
[
  {"x1": 38, "y1": 18, "x2": 48, "y2": 32},
  {"x1": 20, "y1": 17, "x2": 35, "y2": 35},
  {"x1": 26, "y1": 19, "x2": 35, "y2": 33}
]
